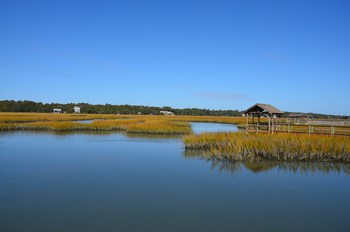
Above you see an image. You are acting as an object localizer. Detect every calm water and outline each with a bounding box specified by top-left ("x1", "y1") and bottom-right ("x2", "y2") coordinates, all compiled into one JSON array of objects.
[
  {"x1": 75, "y1": 120, "x2": 94, "y2": 124},
  {"x1": 0, "y1": 125, "x2": 349, "y2": 232},
  {"x1": 191, "y1": 122, "x2": 238, "y2": 134}
]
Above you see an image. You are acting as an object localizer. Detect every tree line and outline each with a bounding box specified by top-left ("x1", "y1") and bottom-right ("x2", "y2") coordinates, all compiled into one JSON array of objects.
[
  {"x1": 0, "y1": 100, "x2": 242, "y2": 116},
  {"x1": 1, "y1": 100, "x2": 347, "y2": 118}
]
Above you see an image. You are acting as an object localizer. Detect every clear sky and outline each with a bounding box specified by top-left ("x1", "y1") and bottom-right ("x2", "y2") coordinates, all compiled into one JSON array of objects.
[{"x1": 1, "y1": 0, "x2": 349, "y2": 115}]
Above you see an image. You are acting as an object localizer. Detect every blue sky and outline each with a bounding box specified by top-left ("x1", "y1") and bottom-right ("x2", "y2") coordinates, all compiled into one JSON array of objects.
[{"x1": 1, "y1": 0, "x2": 349, "y2": 115}]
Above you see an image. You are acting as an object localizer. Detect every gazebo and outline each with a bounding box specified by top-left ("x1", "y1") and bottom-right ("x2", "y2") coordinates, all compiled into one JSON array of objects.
[{"x1": 243, "y1": 103, "x2": 283, "y2": 134}]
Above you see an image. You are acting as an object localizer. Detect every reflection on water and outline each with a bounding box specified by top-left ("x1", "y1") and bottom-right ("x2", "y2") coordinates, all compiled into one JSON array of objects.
[
  {"x1": 1, "y1": 131, "x2": 350, "y2": 232},
  {"x1": 0, "y1": 122, "x2": 237, "y2": 139},
  {"x1": 1, "y1": 130, "x2": 182, "y2": 139},
  {"x1": 124, "y1": 132, "x2": 182, "y2": 140},
  {"x1": 0, "y1": 130, "x2": 116, "y2": 137},
  {"x1": 54, "y1": 131, "x2": 182, "y2": 140},
  {"x1": 183, "y1": 149, "x2": 350, "y2": 175}
]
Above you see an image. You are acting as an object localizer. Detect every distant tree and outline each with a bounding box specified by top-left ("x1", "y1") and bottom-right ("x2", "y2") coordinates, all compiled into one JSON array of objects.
[{"x1": 1, "y1": 100, "x2": 344, "y2": 118}]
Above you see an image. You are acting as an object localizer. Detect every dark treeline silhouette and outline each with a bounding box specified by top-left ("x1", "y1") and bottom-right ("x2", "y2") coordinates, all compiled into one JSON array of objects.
[
  {"x1": 1, "y1": 100, "x2": 347, "y2": 118},
  {"x1": 0, "y1": 100, "x2": 241, "y2": 116}
]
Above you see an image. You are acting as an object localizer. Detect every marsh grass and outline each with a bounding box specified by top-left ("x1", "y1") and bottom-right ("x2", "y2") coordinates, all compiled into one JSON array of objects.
[
  {"x1": 0, "y1": 113, "x2": 246, "y2": 123},
  {"x1": 0, "y1": 114, "x2": 193, "y2": 134},
  {"x1": 2, "y1": 113, "x2": 350, "y2": 162},
  {"x1": 0, "y1": 113, "x2": 112, "y2": 123},
  {"x1": 168, "y1": 116, "x2": 247, "y2": 127},
  {"x1": 125, "y1": 120, "x2": 192, "y2": 134},
  {"x1": 0, "y1": 113, "x2": 247, "y2": 134},
  {"x1": 183, "y1": 132, "x2": 350, "y2": 162}
]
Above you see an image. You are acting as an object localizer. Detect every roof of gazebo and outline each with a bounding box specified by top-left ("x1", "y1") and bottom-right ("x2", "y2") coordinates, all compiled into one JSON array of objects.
[{"x1": 244, "y1": 103, "x2": 283, "y2": 115}]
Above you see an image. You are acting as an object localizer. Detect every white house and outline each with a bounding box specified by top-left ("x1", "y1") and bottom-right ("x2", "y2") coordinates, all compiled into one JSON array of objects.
[
  {"x1": 73, "y1": 106, "x2": 80, "y2": 114},
  {"x1": 53, "y1": 108, "x2": 62, "y2": 114},
  {"x1": 160, "y1": 111, "x2": 175, "y2": 116}
]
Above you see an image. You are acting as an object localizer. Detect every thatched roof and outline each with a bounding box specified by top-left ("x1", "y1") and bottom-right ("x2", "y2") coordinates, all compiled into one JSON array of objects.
[{"x1": 244, "y1": 103, "x2": 283, "y2": 115}]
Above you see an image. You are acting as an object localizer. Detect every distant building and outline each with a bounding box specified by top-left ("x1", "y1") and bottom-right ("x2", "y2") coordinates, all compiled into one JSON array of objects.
[
  {"x1": 288, "y1": 113, "x2": 310, "y2": 124},
  {"x1": 160, "y1": 111, "x2": 175, "y2": 116},
  {"x1": 73, "y1": 106, "x2": 80, "y2": 114},
  {"x1": 288, "y1": 113, "x2": 309, "y2": 118},
  {"x1": 53, "y1": 108, "x2": 62, "y2": 114}
]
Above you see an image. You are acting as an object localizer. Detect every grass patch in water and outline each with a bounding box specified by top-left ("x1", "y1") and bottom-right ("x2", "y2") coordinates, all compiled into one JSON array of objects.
[
  {"x1": 0, "y1": 116, "x2": 192, "y2": 134},
  {"x1": 183, "y1": 132, "x2": 350, "y2": 162},
  {"x1": 0, "y1": 113, "x2": 246, "y2": 134}
]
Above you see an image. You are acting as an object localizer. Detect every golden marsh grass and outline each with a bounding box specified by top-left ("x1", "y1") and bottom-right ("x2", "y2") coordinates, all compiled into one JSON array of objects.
[
  {"x1": 2, "y1": 113, "x2": 350, "y2": 162},
  {"x1": 0, "y1": 113, "x2": 196, "y2": 134},
  {"x1": 0, "y1": 113, "x2": 245, "y2": 134},
  {"x1": 183, "y1": 132, "x2": 350, "y2": 162}
]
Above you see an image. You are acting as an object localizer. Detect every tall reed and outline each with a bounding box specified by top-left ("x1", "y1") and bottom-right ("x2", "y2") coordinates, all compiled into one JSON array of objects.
[
  {"x1": 183, "y1": 132, "x2": 350, "y2": 162},
  {"x1": 0, "y1": 117, "x2": 192, "y2": 134}
]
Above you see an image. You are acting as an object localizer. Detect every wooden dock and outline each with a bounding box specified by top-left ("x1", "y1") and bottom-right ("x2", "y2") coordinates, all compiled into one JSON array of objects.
[{"x1": 246, "y1": 122, "x2": 350, "y2": 136}]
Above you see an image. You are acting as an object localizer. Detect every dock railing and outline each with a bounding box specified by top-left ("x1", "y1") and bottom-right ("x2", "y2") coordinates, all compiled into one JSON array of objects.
[{"x1": 246, "y1": 119, "x2": 350, "y2": 136}]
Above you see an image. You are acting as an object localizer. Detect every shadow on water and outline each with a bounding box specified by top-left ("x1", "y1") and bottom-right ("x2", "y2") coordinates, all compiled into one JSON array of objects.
[{"x1": 183, "y1": 149, "x2": 350, "y2": 175}]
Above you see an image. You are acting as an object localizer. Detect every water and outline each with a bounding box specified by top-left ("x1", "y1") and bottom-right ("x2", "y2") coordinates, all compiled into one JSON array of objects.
[
  {"x1": 74, "y1": 120, "x2": 94, "y2": 124},
  {"x1": 191, "y1": 122, "x2": 238, "y2": 134},
  {"x1": 0, "y1": 128, "x2": 349, "y2": 231}
]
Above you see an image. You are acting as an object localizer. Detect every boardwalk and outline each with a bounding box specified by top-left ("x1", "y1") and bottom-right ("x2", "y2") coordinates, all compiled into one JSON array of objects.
[{"x1": 246, "y1": 121, "x2": 350, "y2": 136}]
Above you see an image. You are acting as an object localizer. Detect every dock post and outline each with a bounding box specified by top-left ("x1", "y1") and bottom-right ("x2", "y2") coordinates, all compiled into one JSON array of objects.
[{"x1": 308, "y1": 124, "x2": 311, "y2": 135}]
